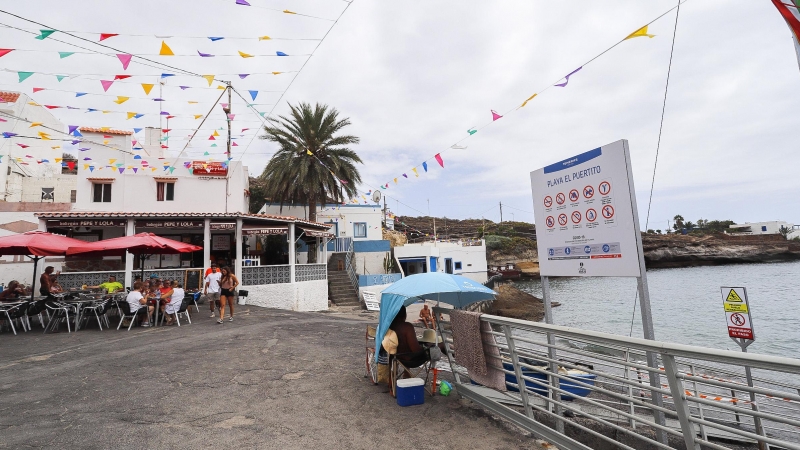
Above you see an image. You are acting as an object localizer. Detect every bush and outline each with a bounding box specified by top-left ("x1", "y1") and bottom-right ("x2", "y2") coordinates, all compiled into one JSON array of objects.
[
  {"x1": 486, "y1": 235, "x2": 536, "y2": 253},
  {"x1": 485, "y1": 235, "x2": 511, "y2": 251}
]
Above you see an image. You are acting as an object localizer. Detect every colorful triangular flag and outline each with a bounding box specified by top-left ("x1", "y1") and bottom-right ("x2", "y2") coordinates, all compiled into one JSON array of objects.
[
  {"x1": 58, "y1": 52, "x2": 74, "y2": 59},
  {"x1": 35, "y1": 30, "x2": 55, "y2": 40},
  {"x1": 491, "y1": 110, "x2": 502, "y2": 121},
  {"x1": 100, "y1": 80, "x2": 114, "y2": 91},
  {"x1": 100, "y1": 33, "x2": 118, "y2": 41},
  {"x1": 625, "y1": 25, "x2": 655, "y2": 40},
  {"x1": 238, "y1": 50, "x2": 254, "y2": 58},
  {"x1": 116, "y1": 53, "x2": 132, "y2": 70},
  {"x1": 159, "y1": 41, "x2": 174, "y2": 56},
  {"x1": 18, "y1": 71, "x2": 33, "y2": 82}
]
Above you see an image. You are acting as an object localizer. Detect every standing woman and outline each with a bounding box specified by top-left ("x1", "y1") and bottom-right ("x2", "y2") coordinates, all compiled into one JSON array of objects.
[{"x1": 217, "y1": 266, "x2": 239, "y2": 324}]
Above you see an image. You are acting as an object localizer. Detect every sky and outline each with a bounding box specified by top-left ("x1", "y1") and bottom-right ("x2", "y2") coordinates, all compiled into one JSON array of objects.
[{"x1": 0, "y1": 0, "x2": 798, "y2": 229}]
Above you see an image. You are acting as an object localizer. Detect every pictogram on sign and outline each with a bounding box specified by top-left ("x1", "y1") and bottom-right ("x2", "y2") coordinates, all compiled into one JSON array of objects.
[
  {"x1": 583, "y1": 185, "x2": 594, "y2": 199},
  {"x1": 571, "y1": 211, "x2": 582, "y2": 224},
  {"x1": 730, "y1": 313, "x2": 746, "y2": 327},
  {"x1": 544, "y1": 196, "x2": 553, "y2": 208},
  {"x1": 726, "y1": 289, "x2": 743, "y2": 302},
  {"x1": 586, "y1": 208, "x2": 597, "y2": 222},
  {"x1": 599, "y1": 181, "x2": 611, "y2": 196},
  {"x1": 569, "y1": 189, "x2": 579, "y2": 202},
  {"x1": 558, "y1": 214, "x2": 568, "y2": 226},
  {"x1": 546, "y1": 216, "x2": 555, "y2": 228},
  {"x1": 602, "y1": 205, "x2": 615, "y2": 219},
  {"x1": 556, "y1": 193, "x2": 566, "y2": 205}
]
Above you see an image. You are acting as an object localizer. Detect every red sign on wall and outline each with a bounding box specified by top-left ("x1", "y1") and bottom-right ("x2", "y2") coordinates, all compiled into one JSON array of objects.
[{"x1": 191, "y1": 161, "x2": 228, "y2": 176}]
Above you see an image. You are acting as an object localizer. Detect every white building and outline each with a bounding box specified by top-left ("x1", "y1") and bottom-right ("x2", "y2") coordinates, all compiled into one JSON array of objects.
[
  {"x1": 394, "y1": 240, "x2": 488, "y2": 284},
  {"x1": 728, "y1": 221, "x2": 792, "y2": 236}
]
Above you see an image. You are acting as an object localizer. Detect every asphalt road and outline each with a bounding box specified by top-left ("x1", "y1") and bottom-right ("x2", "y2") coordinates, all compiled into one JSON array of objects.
[{"x1": 0, "y1": 306, "x2": 549, "y2": 449}]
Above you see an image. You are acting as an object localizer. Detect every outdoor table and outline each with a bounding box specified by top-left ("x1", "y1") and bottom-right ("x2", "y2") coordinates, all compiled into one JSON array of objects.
[{"x1": 61, "y1": 297, "x2": 98, "y2": 331}]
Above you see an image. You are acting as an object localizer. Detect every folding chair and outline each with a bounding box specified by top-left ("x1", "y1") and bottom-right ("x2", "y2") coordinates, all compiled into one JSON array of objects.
[
  {"x1": 390, "y1": 349, "x2": 434, "y2": 397},
  {"x1": 365, "y1": 325, "x2": 379, "y2": 384},
  {"x1": 80, "y1": 299, "x2": 110, "y2": 330},
  {"x1": 44, "y1": 301, "x2": 76, "y2": 334}
]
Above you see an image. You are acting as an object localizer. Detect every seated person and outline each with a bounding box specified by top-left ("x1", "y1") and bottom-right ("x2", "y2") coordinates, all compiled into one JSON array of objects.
[
  {"x1": 389, "y1": 306, "x2": 429, "y2": 369},
  {"x1": 89, "y1": 275, "x2": 124, "y2": 294},
  {"x1": 50, "y1": 274, "x2": 63, "y2": 294},
  {"x1": 39, "y1": 266, "x2": 56, "y2": 296},
  {"x1": 419, "y1": 304, "x2": 435, "y2": 329},
  {"x1": 0, "y1": 280, "x2": 25, "y2": 302},
  {"x1": 164, "y1": 281, "x2": 185, "y2": 325},
  {"x1": 125, "y1": 281, "x2": 154, "y2": 327}
]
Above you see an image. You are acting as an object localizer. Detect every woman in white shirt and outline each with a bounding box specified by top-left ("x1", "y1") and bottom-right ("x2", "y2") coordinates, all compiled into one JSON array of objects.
[{"x1": 164, "y1": 280, "x2": 185, "y2": 325}]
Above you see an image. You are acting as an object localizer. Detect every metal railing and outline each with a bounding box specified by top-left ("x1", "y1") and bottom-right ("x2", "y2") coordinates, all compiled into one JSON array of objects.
[
  {"x1": 434, "y1": 308, "x2": 800, "y2": 450},
  {"x1": 343, "y1": 240, "x2": 359, "y2": 294},
  {"x1": 331, "y1": 237, "x2": 353, "y2": 253}
]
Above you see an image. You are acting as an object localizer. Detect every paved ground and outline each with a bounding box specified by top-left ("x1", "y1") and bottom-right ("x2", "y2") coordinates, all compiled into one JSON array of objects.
[{"x1": 0, "y1": 306, "x2": 551, "y2": 449}]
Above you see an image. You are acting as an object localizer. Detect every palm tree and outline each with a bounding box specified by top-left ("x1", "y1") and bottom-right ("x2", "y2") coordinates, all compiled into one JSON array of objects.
[{"x1": 259, "y1": 102, "x2": 362, "y2": 262}]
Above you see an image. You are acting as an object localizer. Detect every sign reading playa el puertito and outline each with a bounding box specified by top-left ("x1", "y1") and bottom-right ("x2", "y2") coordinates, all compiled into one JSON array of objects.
[{"x1": 530, "y1": 139, "x2": 642, "y2": 277}]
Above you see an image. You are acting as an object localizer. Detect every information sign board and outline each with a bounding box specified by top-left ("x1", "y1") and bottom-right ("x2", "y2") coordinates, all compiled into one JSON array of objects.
[
  {"x1": 530, "y1": 139, "x2": 642, "y2": 277},
  {"x1": 721, "y1": 287, "x2": 754, "y2": 340}
]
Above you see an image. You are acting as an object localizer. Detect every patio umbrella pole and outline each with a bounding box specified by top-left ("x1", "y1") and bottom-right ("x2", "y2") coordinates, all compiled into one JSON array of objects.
[{"x1": 28, "y1": 255, "x2": 42, "y2": 301}]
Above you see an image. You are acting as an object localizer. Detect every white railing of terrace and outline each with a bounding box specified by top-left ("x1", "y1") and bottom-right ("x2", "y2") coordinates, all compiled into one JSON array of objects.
[
  {"x1": 434, "y1": 308, "x2": 800, "y2": 450},
  {"x1": 332, "y1": 237, "x2": 353, "y2": 253},
  {"x1": 343, "y1": 240, "x2": 359, "y2": 294}
]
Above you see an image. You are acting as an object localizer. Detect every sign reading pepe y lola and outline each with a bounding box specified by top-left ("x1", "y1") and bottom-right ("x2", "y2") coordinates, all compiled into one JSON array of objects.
[{"x1": 530, "y1": 139, "x2": 642, "y2": 277}]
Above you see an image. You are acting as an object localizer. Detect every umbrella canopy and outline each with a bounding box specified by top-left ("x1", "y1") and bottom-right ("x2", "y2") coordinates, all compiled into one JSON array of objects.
[
  {"x1": 0, "y1": 231, "x2": 90, "y2": 301},
  {"x1": 0, "y1": 230, "x2": 89, "y2": 257},
  {"x1": 375, "y1": 272, "x2": 496, "y2": 359},
  {"x1": 66, "y1": 232, "x2": 202, "y2": 256}
]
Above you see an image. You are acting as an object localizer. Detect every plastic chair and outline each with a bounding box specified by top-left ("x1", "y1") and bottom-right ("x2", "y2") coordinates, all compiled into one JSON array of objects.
[
  {"x1": 25, "y1": 298, "x2": 49, "y2": 330},
  {"x1": 44, "y1": 301, "x2": 76, "y2": 333},
  {"x1": 161, "y1": 299, "x2": 191, "y2": 326},
  {"x1": 117, "y1": 300, "x2": 148, "y2": 331},
  {"x1": 1, "y1": 302, "x2": 29, "y2": 335}
]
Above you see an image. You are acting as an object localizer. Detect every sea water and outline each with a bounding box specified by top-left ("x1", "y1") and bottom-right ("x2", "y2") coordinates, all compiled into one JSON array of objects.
[{"x1": 514, "y1": 260, "x2": 800, "y2": 359}]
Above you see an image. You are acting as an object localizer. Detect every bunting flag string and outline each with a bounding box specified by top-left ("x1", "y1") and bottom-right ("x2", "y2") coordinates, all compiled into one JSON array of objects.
[
  {"x1": 1, "y1": 67, "x2": 297, "y2": 85},
  {"x1": 0, "y1": 47, "x2": 306, "y2": 58},
  {"x1": 365, "y1": 3, "x2": 683, "y2": 194}
]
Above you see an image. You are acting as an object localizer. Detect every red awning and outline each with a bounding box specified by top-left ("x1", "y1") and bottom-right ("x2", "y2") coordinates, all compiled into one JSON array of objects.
[
  {"x1": 0, "y1": 231, "x2": 89, "y2": 257},
  {"x1": 66, "y1": 232, "x2": 202, "y2": 256}
]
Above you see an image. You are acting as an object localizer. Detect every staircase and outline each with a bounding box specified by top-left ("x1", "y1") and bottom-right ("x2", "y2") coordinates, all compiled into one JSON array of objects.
[{"x1": 327, "y1": 253, "x2": 360, "y2": 306}]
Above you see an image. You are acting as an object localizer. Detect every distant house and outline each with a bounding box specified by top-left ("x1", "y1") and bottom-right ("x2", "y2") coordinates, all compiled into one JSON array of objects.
[
  {"x1": 394, "y1": 239, "x2": 488, "y2": 284},
  {"x1": 728, "y1": 221, "x2": 791, "y2": 236}
]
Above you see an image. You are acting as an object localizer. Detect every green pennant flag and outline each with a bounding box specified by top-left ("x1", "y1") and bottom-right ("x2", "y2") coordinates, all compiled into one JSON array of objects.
[
  {"x1": 210, "y1": 143, "x2": 217, "y2": 147},
  {"x1": 55, "y1": 75, "x2": 66, "y2": 82},
  {"x1": 169, "y1": 166, "x2": 175, "y2": 174},
  {"x1": 35, "y1": 29, "x2": 55, "y2": 40},
  {"x1": 58, "y1": 52, "x2": 74, "y2": 59},
  {"x1": 18, "y1": 71, "x2": 34, "y2": 82},
  {"x1": 203, "y1": 151, "x2": 210, "y2": 156}
]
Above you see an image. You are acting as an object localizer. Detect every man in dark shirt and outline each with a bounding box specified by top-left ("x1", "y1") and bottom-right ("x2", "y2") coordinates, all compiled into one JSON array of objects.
[{"x1": 389, "y1": 306, "x2": 428, "y2": 367}]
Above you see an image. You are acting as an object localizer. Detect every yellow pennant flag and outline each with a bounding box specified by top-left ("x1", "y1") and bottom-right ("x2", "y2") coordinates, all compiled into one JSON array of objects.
[
  {"x1": 100, "y1": 127, "x2": 110, "y2": 131},
  {"x1": 625, "y1": 25, "x2": 655, "y2": 40},
  {"x1": 29, "y1": 122, "x2": 42, "y2": 128},
  {"x1": 306, "y1": 150, "x2": 313, "y2": 156},
  {"x1": 103, "y1": 140, "x2": 109, "y2": 145},
  {"x1": 188, "y1": 101, "x2": 198, "y2": 104},
  {"x1": 258, "y1": 35, "x2": 271, "y2": 41},
  {"x1": 194, "y1": 114, "x2": 203, "y2": 119},
  {"x1": 202, "y1": 75, "x2": 215, "y2": 86},
  {"x1": 102, "y1": 110, "x2": 110, "y2": 114},
  {"x1": 393, "y1": 178, "x2": 398, "y2": 184},
  {"x1": 55, "y1": 158, "x2": 62, "y2": 163},
  {"x1": 283, "y1": 9, "x2": 296, "y2": 14},
  {"x1": 520, "y1": 93, "x2": 537, "y2": 108},
  {"x1": 114, "y1": 96, "x2": 129, "y2": 104},
  {"x1": 127, "y1": 112, "x2": 137, "y2": 119},
  {"x1": 238, "y1": 51, "x2": 254, "y2": 58},
  {"x1": 109, "y1": 159, "x2": 116, "y2": 165},
  {"x1": 28, "y1": 102, "x2": 40, "y2": 107},
  {"x1": 412, "y1": 168, "x2": 419, "y2": 177},
  {"x1": 83, "y1": 164, "x2": 90, "y2": 170},
  {"x1": 141, "y1": 83, "x2": 154, "y2": 95},
  {"x1": 217, "y1": 85, "x2": 226, "y2": 90},
  {"x1": 159, "y1": 41, "x2": 174, "y2": 56},
  {"x1": 213, "y1": 130, "x2": 220, "y2": 136},
  {"x1": 38, "y1": 132, "x2": 50, "y2": 140},
  {"x1": 51, "y1": 146, "x2": 60, "y2": 150},
  {"x1": 272, "y1": 71, "x2": 282, "y2": 75},
  {"x1": 151, "y1": 167, "x2": 157, "y2": 172}
]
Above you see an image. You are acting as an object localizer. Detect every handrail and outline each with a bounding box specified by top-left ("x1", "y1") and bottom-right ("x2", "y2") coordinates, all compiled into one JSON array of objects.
[
  {"x1": 435, "y1": 307, "x2": 800, "y2": 450},
  {"x1": 343, "y1": 239, "x2": 359, "y2": 295}
]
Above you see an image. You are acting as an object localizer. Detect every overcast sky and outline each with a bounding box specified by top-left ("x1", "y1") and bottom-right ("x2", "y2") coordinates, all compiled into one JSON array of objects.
[{"x1": 0, "y1": 0, "x2": 797, "y2": 228}]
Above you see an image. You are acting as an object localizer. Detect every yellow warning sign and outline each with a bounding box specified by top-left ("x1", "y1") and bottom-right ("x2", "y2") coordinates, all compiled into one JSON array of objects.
[
  {"x1": 724, "y1": 303, "x2": 748, "y2": 313},
  {"x1": 725, "y1": 289, "x2": 744, "y2": 302}
]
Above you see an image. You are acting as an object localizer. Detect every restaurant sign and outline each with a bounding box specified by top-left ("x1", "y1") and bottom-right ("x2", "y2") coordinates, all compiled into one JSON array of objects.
[
  {"x1": 210, "y1": 222, "x2": 236, "y2": 231},
  {"x1": 242, "y1": 226, "x2": 288, "y2": 236},
  {"x1": 48, "y1": 219, "x2": 125, "y2": 227},
  {"x1": 191, "y1": 161, "x2": 228, "y2": 176},
  {"x1": 136, "y1": 220, "x2": 204, "y2": 229}
]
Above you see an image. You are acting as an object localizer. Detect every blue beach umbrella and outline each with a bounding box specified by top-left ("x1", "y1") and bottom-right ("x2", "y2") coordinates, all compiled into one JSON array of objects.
[{"x1": 375, "y1": 272, "x2": 495, "y2": 359}]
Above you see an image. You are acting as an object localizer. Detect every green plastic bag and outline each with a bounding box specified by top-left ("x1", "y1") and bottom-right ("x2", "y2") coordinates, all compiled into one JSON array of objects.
[{"x1": 439, "y1": 380, "x2": 452, "y2": 396}]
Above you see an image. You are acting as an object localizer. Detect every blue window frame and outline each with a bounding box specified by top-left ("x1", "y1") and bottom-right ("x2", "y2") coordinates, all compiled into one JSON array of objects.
[
  {"x1": 454, "y1": 261, "x2": 462, "y2": 270},
  {"x1": 353, "y1": 222, "x2": 367, "y2": 238}
]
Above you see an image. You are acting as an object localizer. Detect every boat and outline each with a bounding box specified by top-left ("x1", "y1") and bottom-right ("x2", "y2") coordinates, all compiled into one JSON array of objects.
[
  {"x1": 488, "y1": 263, "x2": 522, "y2": 280},
  {"x1": 502, "y1": 362, "x2": 596, "y2": 400}
]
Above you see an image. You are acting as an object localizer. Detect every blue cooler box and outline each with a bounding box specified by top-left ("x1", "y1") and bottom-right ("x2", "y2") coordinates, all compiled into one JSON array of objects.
[{"x1": 396, "y1": 378, "x2": 425, "y2": 407}]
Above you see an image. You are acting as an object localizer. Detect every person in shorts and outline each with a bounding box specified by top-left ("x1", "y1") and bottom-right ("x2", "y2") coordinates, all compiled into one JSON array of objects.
[
  {"x1": 216, "y1": 266, "x2": 239, "y2": 324},
  {"x1": 204, "y1": 264, "x2": 222, "y2": 318}
]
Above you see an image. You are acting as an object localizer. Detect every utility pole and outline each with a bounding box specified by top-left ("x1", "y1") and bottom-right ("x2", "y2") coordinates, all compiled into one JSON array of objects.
[
  {"x1": 382, "y1": 196, "x2": 387, "y2": 229},
  {"x1": 224, "y1": 82, "x2": 232, "y2": 161},
  {"x1": 499, "y1": 201, "x2": 503, "y2": 223}
]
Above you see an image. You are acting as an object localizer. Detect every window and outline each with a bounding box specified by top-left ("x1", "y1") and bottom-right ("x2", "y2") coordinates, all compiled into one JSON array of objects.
[
  {"x1": 92, "y1": 183, "x2": 111, "y2": 202},
  {"x1": 353, "y1": 222, "x2": 367, "y2": 238},
  {"x1": 156, "y1": 182, "x2": 175, "y2": 201},
  {"x1": 761, "y1": 226, "x2": 767, "y2": 232},
  {"x1": 70, "y1": 190, "x2": 76, "y2": 203},
  {"x1": 454, "y1": 262, "x2": 462, "y2": 270}
]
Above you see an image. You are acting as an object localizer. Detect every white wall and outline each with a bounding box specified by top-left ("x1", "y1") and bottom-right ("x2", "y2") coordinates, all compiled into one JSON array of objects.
[
  {"x1": 261, "y1": 203, "x2": 383, "y2": 240},
  {"x1": 729, "y1": 221, "x2": 791, "y2": 235},
  {"x1": 6, "y1": 174, "x2": 76, "y2": 203},
  {"x1": 0, "y1": 92, "x2": 69, "y2": 201},
  {"x1": 395, "y1": 240, "x2": 488, "y2": 284},
  {"x1": 73, "y1": 130, "x2": 249, "y2": 214},
  {"x1": 355, "y1": 252, "x2": 386, "y2": 276},
  {"x1": 240, "y1": 280, "x2": 328, "y2": 311}
]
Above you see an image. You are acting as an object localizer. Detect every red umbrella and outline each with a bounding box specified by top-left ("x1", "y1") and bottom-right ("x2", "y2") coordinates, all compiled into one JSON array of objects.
[
  {"x1": 66, "y1": 232, "x2": 202, "y2": 281},
  {"x1": 0, "y1": 231, "x2": 90, "y2": 300}
]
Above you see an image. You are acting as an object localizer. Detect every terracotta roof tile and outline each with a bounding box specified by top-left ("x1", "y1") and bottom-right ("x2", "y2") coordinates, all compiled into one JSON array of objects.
[
  {"x1": 0, "y1": 91, "x2": 21, "y2": 103},
  {"x1": 34, "y1": 212, "x2": 331, "y2": 229},
  {"x1": 86, "y1": 178, "x2": 116, "y2": 182},
  {"x1": 79, "y1": 127, "x2": 133, "y2": 136}
]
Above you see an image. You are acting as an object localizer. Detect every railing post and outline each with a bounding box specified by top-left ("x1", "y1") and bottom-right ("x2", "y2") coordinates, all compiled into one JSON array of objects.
[
  {"x1": 624, "y1": 350, "x2": 637, "y2": 429},
  {"x1": 662, "y1": 354, "x2": 700, "y2": 450},
  {"x1": 541, "y1": 277, "x2": 563, "y2": 433},
  {"x1": 688, "y1": 364, "x2": 707, "y2": 441},
  {"x1": 288, "y1": 223, "x2": 296, "y2": 284},
  {"x1": 503, "y1": 325, "x2": 534, "y2": 419}
]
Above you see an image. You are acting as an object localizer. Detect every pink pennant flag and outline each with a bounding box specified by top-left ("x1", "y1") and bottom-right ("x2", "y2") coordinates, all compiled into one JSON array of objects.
[
  {"x1": 227, "y1": 114, "x2": 235, "y2": 120},
  {"x1": 241, "y1": 128, "x2": 249, "y2": 132},
  {"x1": 32, "y1": 87, "x2": 45, "y2": 93},
  {"x1": 221, "y1": 103, "x2": 229, "y2": 109},
  {"x1": 116, "y1": 53, "x2": 132, "y2": 70},
  {"x1": 435, "y1": 153, "x2": 444, "y2": 168},
  {"x1": 232, "y1": 142, "x2": 239, "y2": 146},
  {"x1": 100, "y1": 80, "x2": 114, "y2": 92},
  {"x1": 491, "y1": 110, "x2": 503, "y2": 121}
]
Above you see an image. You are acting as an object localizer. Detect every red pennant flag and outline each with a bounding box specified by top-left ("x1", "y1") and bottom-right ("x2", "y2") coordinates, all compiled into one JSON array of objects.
[
  {"x1": 114, "y1": 74, "x2": 132, "y2": 80},
  {"x1": 99, "y1": 33, "x2": 118, "y2": 41},
  {"x1": 32, "y1": 87, "x2": 45, "y2": 93},
  {"x1": 166, "y1": 115, "x2": 175, "y2": 119},
  {"x1": 0, "y1": 48, "x2": 13, "y2": 58},
  {"x1": 162, "y1": 129, "x2": 171, "y2": 133},
  {"x1": 44, "y1": 105, "x2": 60, "y2": 109},
  {"x1": 103, "y1": 135, "x2": 112, "y2": 138},
  {"x1": 67, "y1": 161, "x2": 75, "y2": 170},
  {"x1": 435, "y1": 153, "x2": 444, "y2": 168}
]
